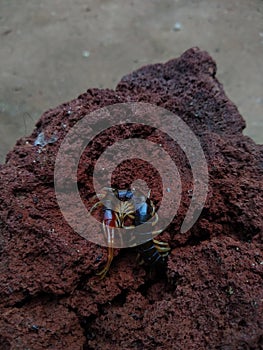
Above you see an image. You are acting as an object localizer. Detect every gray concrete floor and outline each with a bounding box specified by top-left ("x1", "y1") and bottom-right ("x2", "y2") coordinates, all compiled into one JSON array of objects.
[{"x1": 0, "y1": 0, "x2": 262, "y2": 162}]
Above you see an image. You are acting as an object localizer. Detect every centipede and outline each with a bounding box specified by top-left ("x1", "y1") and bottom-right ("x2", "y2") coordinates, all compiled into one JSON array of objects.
[{"x1": 90, "y1": 187, "x2": 170, "y2": 278}]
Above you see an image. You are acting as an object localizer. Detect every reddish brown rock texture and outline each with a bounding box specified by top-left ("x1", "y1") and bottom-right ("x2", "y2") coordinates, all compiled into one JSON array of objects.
[{"x1": 0, "y1": 48, "x2": 262, "y2": 349}]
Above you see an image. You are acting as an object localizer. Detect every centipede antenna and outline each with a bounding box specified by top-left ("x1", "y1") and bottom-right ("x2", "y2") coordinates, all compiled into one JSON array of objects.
[
  {"x1": 89, "y1": 200, "x2": 103, "y2": 214},
  {"x1": 103, "y1": 187, "x2": 114, "y2": 192}
]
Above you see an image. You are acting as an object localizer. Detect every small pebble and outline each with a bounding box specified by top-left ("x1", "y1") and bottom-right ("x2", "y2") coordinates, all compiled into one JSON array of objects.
[
  {"x1": 82, "y1": 50, "x2": 90, "y2": 58},
  {"x1": 31, "y1": 324, "x2": 39, "y2": 332},
  {"x1": 173, "y1": 22, "x2": 182, "y2": 31},
  {"x1": 228, "y1": 287, "x2": 234, "y2": 295},
  {"x1": 34, "y1": 131, "x2": 58, "y2": 147},
  {"x1": 187, "y1": 189, "x2": 193, "y2": 198},
  {"x1": 2, "y1": 28, "x2": 12, "y2": 36}
]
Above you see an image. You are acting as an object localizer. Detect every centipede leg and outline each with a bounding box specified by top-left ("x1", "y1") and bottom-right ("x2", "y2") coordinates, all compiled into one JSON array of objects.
[
  {"x1": 153, "y1": 239, "x2": 171, "y2": 253},
  {"x1": 96, "y1": 223, "x2": 115, "y2": 279},
  {"x1": 96, "y1": 245, "x2": 114, "y2": 279}
]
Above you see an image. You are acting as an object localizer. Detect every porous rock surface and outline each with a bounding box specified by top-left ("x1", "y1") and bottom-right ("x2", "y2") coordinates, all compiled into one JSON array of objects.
[{"x1": 0, "y1": 48, "x2": 262, "y2": 349}]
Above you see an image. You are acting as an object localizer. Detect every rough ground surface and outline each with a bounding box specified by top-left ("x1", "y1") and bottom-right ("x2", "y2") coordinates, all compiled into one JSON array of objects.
[
  {"x1": 1, "y1": 0, "x2": 263, "y2": 164},
  {"x1": 0, "y1": 48, "x2": 262, "y2": 349}
]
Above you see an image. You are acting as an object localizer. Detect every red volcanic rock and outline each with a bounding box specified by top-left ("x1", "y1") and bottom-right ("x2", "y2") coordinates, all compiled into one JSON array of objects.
[{"x1": 0, "y1": 48, "x2": 262, "y2": 349}]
